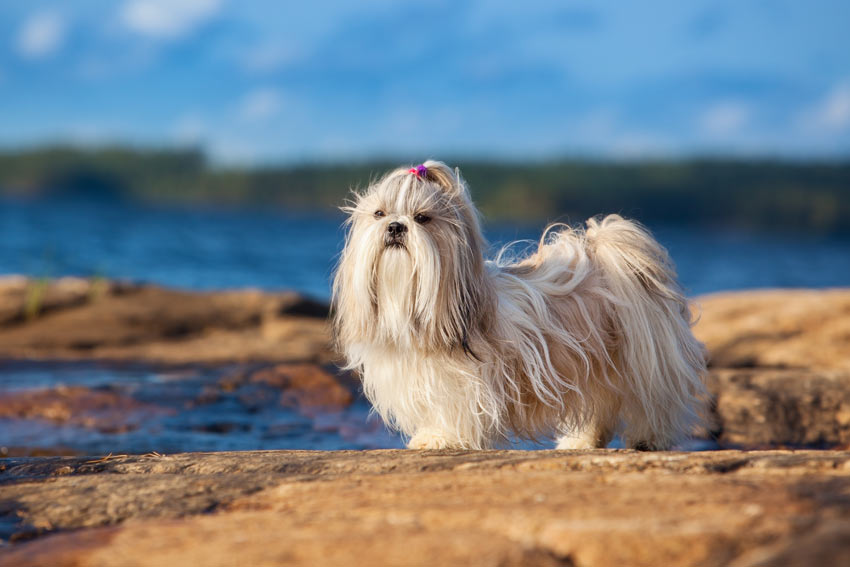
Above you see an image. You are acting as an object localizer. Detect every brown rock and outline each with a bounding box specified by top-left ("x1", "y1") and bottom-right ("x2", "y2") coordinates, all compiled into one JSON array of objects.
[
  {"x1": 1, "y1": 450, "x2": 849, "y2": 566},
  {"x1": 693, "y1": 289, "x2": 850, "y2": 447},
  {"x1": 0, "y1": 447, "x2": 83, "y2": 458},
  {"x1": 709, "y1": 369, "x2": 850, "y2": 447},
  {"x1": 0, "y1": 275, "x2": 31, "y2": 324},
  {"x1": 728, "y1": 520, "x2": 850, "y2": 567},
  {"x1": 0, "y1": 276, "x2": 110, "y2": 325},
  {"x1": 248, "y1": 363, "x2": 353, "y2": 412},
  {"x1": 213, "y1": 363, "x2": 355, "y2": 415},
  {"x1": 0, "y1": 278, "x2": 334, "y2": 364},
  {"x1": 694, "y1": 289, "x2": 850, "y2": 371}
]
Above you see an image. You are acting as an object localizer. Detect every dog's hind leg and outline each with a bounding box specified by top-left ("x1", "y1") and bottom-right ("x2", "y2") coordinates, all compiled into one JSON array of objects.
[
  {"x1": 555, "y1": 424, "x2": 613, "y2": 450},
  {"x1": 555, "y1": 401, "x2": 619, "y2": 450},
  {"x1": 620, "y1": 402, "x2": 678, "y2": 451}
]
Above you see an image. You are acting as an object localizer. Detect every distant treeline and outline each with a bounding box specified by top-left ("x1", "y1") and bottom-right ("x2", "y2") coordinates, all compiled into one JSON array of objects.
[{"x1": 1, "y1": 145, "x2": 849, "y2": 234}]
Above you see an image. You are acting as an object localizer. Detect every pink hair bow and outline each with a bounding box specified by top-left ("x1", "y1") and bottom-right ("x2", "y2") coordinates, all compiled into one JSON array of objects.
[{"x1": 408, "y1": 164, "x2": 428, "y2": 178}]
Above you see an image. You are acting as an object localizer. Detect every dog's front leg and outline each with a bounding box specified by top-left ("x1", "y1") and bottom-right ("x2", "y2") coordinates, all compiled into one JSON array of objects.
[{"x1": 407, "y1": 428, "x2": 464, "y2": 450}]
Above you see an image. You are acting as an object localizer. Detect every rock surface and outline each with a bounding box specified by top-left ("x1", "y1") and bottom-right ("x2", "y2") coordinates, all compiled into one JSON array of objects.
[
  {"x1": 693, "y1": 288, "x2": 850, "y2": 372},
  {"x1": 229, "y1": 363, "x2": 354, "y2": 413},
  {"x1": 0, "y1": 276, "x2": 333, "y2": 364},
  {"x1": 1, "y1": 449, "x2": 849, "y2": 566},
  {"x1": 693, "y1": 289, "x2": 850, "y2": 448},
  {"x1": 708, "y1": 369, "x2": 850, "y2": 447}
]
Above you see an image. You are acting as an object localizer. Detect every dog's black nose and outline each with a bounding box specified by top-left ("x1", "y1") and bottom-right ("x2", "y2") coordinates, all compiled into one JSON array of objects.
[{"x1": 387, "y1": 221, "x2": 407, "y2": 236}]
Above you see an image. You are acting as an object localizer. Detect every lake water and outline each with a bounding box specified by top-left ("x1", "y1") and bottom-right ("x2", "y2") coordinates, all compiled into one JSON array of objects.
[
  {"x1": 0, "y1": 360, "x2": 402, "y2": 455},
  {"x1": 1, "y1": 196, "x2": 848, "y2": 454},
  {"x1": 3, "y1": 196, "x2": 849, "y2": 298}
]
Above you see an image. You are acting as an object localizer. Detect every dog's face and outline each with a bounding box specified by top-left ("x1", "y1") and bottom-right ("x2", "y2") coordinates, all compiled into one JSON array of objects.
[
  {"x1": 333, "y1": 161, "x2": 491, "y2": 352},
  {"x1": 351, "y1": 168, "x2": 454, "y2": 255}
]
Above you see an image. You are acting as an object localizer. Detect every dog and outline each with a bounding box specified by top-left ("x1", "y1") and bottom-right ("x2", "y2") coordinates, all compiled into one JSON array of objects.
[{"x1": 332, "y1": 161, "x2": 707, "y2": 450}]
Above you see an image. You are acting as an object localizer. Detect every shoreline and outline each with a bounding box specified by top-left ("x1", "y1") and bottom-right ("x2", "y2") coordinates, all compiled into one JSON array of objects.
[{"x1": 1, "y1": 277, "x2": 849, "y2": 451}]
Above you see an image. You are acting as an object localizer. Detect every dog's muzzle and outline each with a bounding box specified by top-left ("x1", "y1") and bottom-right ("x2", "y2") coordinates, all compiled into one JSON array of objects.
[{"x1": 384, "y1": 221, "x2": 407, "y2": 248}]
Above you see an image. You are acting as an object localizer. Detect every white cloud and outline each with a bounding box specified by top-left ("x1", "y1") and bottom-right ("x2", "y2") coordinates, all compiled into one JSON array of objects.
[
  {"x1": 699, "y1": 101, "x2": 749, "y2": 136},
  {"x1": 801, "y1": 82, "x2": 850, "y2": 133},
  {"x1": 121, "y1": 0, "x2": 222, "y2": 40},
  {"x1": 237, "y1": 88, "x2": 282, "y2": 122},
  {"x1": 16, "y1": 11, "x2": 65, "y2": 59}
]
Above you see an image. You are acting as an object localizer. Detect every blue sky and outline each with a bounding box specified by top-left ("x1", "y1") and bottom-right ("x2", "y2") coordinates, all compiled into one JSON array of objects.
[{"x1": 1, "y1": 1, "x2": 849, "y2": 163}]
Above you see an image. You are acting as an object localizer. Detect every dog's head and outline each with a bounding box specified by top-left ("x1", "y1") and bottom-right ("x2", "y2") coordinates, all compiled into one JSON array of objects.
[{"x1": 333, "y1": 161, "x2": 491, "y2": 353}]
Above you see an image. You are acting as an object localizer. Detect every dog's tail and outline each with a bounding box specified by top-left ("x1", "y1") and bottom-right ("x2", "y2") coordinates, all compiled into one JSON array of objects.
[{"x1": 585, "y1": 214, "x2": 707, "y2": 448}]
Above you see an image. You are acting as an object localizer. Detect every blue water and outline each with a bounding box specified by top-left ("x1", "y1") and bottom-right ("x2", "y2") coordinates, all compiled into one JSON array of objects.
[
  {"x1": 0, "y1": 360, "x2": 402, "y2": 455},
  {"x1": 2, "y1": 197, "x2": 849, "y2": 298}
]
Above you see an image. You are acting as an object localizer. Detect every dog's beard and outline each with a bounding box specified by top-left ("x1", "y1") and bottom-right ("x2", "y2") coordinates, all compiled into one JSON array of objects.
[
  {"x1": 376, "y1": 227, "x2": 454, "y2": 348},
  {"x1": 376, "y1": 244, "x2": 416, "y2": 341},
  {"x1": 384, "y1": 233, "x2": 406, "y2": 249}
]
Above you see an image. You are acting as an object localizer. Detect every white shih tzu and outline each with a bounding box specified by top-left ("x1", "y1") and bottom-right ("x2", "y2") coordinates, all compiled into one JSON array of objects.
[{"x1": 333, "y1": 161, "x2": 707, "y2": 450}]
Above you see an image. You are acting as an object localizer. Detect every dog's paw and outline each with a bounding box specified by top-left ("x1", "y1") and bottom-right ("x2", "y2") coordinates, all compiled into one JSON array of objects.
[
  {"x1": 555, "y1": 436, "x2": 595, "y2": 450},
  {"x1": 556, "y1": 430, "x2": 602, "y2": 450},
  {"x1": 408, "y1": 430, "x2": 454, "y2": 450}
]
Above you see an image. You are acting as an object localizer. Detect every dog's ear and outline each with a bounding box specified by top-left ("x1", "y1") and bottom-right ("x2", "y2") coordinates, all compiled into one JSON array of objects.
[{"x1": 421, "y1": 160, "x2": 470, "y2": 198}]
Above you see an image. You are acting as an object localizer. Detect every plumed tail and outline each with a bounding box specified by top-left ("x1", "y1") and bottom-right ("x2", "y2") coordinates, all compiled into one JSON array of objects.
[{"x1": 585, "y1": 215, "x2": 707, "y2": 448}]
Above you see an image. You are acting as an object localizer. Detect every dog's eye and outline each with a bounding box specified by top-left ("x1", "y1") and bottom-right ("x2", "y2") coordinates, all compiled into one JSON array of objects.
[
  {"x1": 414, "y1": 213, "x2": 431, "y2": 224},
  {"x1": 374, "y1": 210, "x2": 385, "y2": 218}
]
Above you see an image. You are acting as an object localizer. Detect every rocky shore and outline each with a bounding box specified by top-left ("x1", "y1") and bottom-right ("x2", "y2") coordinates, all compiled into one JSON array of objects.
[
  {"x1": 1, "y1": 276, "x2": 849, "y2": 565},
  {"x1": 0, "y1": 276, "x2": 333, "y2": 364}
]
